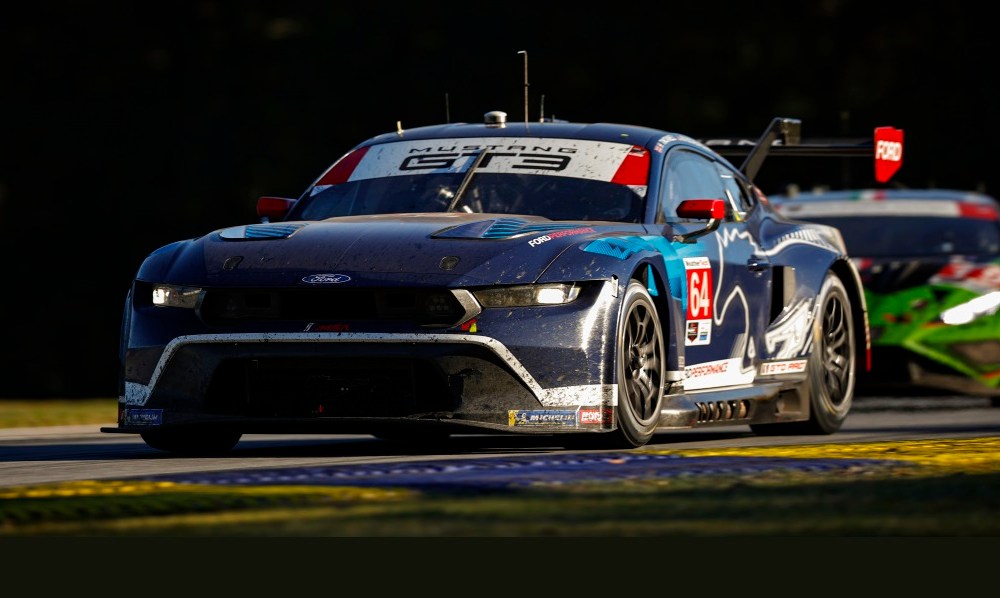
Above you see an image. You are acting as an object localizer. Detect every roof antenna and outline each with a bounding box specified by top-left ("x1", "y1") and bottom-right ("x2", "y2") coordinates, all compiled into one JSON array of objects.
[
  {"x1": 517, "y1": 50, "x2": 528, "y2": 125},
  {"x1": 445, "y1": 92, "x2": 450, "y2": 124}
]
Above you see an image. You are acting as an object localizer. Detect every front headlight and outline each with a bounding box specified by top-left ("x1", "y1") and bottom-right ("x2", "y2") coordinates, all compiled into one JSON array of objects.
[
  {"x1": 940, "y1": 291, "x2": 1000, "y2": 325},
  {"x1": 474, "y1": 284, "x2": 581, "y2": 307},
  {"x1": 151, "y1": 284, "x2": 203, "y2": 309}
]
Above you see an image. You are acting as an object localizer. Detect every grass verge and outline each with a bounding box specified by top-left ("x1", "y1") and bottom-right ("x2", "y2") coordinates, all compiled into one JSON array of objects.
[{"x1": 0, "y1": 398, "x2": 117, "y2": 428}]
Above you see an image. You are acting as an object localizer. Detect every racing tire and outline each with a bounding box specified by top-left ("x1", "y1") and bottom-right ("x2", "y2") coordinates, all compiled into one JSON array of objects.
[
  {"x1": 140, "y1": 429, "x2": 242, "y2": 455},
  {"x1": 751, "y1": 273, "x2": 855, "y2": 435},
  {"x1": 607, "y1": 280, "x2": 665, "y2": 448}
]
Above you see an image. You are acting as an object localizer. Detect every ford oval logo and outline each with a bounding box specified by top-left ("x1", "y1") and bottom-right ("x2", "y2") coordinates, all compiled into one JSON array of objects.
[{"x1": 302, "y1": 273, "x2": 351, "y2": 284}]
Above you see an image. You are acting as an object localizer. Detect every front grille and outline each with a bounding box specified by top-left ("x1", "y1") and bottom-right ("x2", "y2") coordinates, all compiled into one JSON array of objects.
[
  {"x1": 205, "y1": 357, "x2": 458, "y2": 417},
  {"x1": 199, "y1": 288, "x2": 468, "y2": 327}
]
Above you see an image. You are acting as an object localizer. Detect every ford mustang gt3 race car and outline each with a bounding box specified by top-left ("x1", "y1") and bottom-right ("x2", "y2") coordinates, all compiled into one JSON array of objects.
[
  {"x1": 103, "y1": 112, "x2": 904, "y2": 454},
  {"x1": 770, "y1": 188, "x2": 1000, "y2": 402}
]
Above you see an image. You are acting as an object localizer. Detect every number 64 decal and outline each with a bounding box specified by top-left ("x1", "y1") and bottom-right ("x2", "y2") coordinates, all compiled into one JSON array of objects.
[{"x1": 683, "y1": 256, "x2": 713, "y2": 346}]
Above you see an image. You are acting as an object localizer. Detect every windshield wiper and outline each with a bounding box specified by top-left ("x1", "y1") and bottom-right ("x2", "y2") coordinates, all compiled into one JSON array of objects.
[{"x1": 446, "y1": 150, "x2": 488, "y2": 212}]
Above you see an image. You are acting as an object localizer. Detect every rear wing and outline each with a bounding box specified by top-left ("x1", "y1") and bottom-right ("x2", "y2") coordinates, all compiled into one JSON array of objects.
[{"x1": 701, "y1": 117, "x2": 904, "y2": 184}]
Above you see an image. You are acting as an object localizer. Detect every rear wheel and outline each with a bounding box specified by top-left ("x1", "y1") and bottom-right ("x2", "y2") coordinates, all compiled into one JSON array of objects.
[
  {"x1": 751, "y1": 273, "x2": 855, "y2": 435},
  {"x1": 609, "y1": 280, "x2": 665, "y2": 448},
  {"x1": 140, "y1": 429, "x2": 242, "y2": 455}
]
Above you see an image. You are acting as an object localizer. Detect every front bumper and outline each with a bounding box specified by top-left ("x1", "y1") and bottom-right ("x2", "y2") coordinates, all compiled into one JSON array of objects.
[{"x1": 118, "y1": 332, "x2": 619, "y2": 434}]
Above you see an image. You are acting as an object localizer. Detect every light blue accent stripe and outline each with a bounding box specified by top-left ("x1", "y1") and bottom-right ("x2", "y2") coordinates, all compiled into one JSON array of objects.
[{"x1": 583, "y1": 234, "x2": 709, "y2": 316}]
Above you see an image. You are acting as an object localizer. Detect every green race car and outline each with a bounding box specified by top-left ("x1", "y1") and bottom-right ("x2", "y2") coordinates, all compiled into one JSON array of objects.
[{"x1": 770, "y1": 188, "x2": 1000, "y2": 403}]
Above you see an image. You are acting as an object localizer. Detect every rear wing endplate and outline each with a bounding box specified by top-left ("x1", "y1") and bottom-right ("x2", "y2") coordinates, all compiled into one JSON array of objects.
[{"x1": 701, "y1": 117, "x2": 904, "y2": 184}]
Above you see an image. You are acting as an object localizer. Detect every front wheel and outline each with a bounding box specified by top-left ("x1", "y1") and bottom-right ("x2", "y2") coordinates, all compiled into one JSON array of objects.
[{"x1": 609, "y1": 280, "x2": 665, "y2": 448}]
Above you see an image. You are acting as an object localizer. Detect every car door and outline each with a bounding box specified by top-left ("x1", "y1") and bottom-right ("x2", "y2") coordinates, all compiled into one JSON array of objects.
[{"x1": 655, "y1": 147, "x2": 772, "y2": 390}]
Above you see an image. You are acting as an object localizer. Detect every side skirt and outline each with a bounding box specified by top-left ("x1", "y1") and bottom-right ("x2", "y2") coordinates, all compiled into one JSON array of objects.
[{"x1": 657, "y1": 382, "x2": 802, "y2": 429}]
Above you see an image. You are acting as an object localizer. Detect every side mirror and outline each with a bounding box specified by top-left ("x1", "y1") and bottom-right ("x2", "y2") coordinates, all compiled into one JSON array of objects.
[
  {"x1": 256, "y1": 196, "x2": 296, "y2": 223},
  {"x1": 673, "y1": 198, "x2": 725, "y2": 243}
]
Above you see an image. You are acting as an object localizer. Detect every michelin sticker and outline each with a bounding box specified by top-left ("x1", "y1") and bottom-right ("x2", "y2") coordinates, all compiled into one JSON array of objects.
[{"x1": 508, "y1": 410, "x2": 578, "y2": 426}]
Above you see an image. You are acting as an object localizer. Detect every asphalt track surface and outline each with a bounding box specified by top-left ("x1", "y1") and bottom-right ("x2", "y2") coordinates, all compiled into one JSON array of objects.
[{"x1": 1, "y1": 395, "x2": 998, "y2": 490}]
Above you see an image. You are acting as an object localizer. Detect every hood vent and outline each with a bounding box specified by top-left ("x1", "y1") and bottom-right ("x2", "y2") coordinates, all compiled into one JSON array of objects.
[
  {"x1": 219, "y1": 223, "x2": 307, "y2": 240},
  {"x1": 434, "y1": 217, "x2": 591, "y2": 240}
]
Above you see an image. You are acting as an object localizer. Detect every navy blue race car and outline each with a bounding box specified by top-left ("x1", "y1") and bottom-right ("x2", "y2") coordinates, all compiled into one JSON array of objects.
[{"x1": 104, "y1": 112, "x2": 903, "y2": 453}]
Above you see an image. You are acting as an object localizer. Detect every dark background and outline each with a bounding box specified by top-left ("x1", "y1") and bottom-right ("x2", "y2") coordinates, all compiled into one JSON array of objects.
[{"x1": 1, "y1": 1, "x2": 994, "y2": 398}]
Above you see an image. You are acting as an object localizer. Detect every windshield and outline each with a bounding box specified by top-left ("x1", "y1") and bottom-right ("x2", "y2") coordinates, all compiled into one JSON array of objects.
[
  {"x1": 806, "y1": 216, "x2": 1000, "y2": 257},
  {"x1": 286, "y1": 136, "x2": 650, "y2": 223},
  {"x1": 291, "y1": 172, "x2": 643, "y2": 222}
]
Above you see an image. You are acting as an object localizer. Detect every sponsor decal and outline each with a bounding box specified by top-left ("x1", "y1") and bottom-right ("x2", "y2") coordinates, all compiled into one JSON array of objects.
[
  {"x1": 685, "y1": 360, "x2": 730, "y2": 379},
  {"x1": 686, "y1": 320, "x2": 711, "y2": 344},
  {"x1": 578, "y1": 407, "x2": 613, "y2": 425},
  {"x1": 528, "y1": 227, "x2": 595, "y2": 247},
  {"x1": 759, "y1": 359, "x2": 808, "y2": 375},
  {"x1": 683, "y1": 358, "x2": 756, "y2": 390},
  {"x1": 302, "y1": 273, "x2": 351, "y2": 284},
  {"x1": 683, "y1": 256, "x2": 713, "y2": 345},
  {"x1": 874, "y1": 126, "x2": 904, "y2": 183},
  {"x1": 122, "y1": 408, "x2": 163, "y2": 426},
  {"x1": 653, "y1": 134, "x2": 680, "y2": 152},
  {"x1": 508, "y1": 410, "x2": 578, "y2": 427}
]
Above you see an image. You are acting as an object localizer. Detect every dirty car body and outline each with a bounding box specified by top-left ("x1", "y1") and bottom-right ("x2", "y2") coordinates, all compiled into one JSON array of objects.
[{"x1": 105, "y1": 112, "x2": 901, "y2": 453}]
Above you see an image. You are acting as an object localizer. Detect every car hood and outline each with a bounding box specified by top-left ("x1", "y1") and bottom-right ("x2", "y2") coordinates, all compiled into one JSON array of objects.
[{"x1": 157, "y1": 213, "x2": 633, "y2": 287}]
